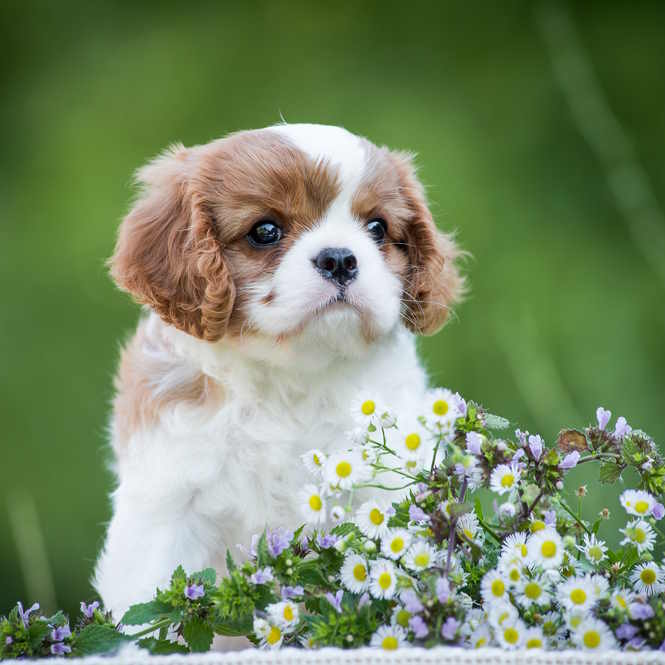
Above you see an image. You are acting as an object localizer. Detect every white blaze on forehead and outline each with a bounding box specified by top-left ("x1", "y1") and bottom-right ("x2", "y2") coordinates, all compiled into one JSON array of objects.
[{"x1": 269, "y1": 123, "x2": 367, "y2": 191}]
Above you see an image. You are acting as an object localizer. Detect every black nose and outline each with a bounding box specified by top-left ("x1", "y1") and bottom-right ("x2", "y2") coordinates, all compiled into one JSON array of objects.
[{"x1": 313, "y1": 247, "x2": 358, "y2": 286}]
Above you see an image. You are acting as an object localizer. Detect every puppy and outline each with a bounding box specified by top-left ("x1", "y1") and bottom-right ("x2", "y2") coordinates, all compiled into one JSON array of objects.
[{"x1": 94, "y1": 124, "x2": 463, "y2": 621}]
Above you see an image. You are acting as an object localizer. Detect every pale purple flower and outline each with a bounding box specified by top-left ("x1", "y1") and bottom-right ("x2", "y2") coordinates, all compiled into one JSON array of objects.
[
  {"x1": 250, "y1": 567, "x2": 274, "y2": 585},
  {"x1": 409, "y1": 504, "x2": 429, "y2": 523},
  {"x1": 184, "y1": 584, "x2": 205, "y2": 600},
  {"x1": 249, "y1": 533, "x2": 261, "y2": 559},
  {"x1": 441, "y1": 616, "x2": 460, "y2": 641},
  {"x1": 80, "y1": 600, "x2": 100, "y2": 619},
  {"x1": 466, "y1": 432, "x2": 483, "y2": 455},
  {"x1": 267, "y1": 527, "x2": 293, "y2": 557},
  {"x1": 50, "y1": 643, "x2": 71, "y2": 655},
  {"x1": 325, "y1": 590, "x2": 344, "y2": 613},
  {"x1": 316, "y1": 533, "x2": 338, "y2": 549},
  {"x1": 16, "y1": 602, "x2": 39, "y2": 628},
  {"x1": 614, "y1": 416, "x2": 632, "y2": 440},
  {"x1": 51, "y1": 625, "x2": 71, "y2": 642},
  {"x1": 616, "y1": 623, "x2": 639, "y2": 641},
  {"x1": 596, "y1": 407, "x2": 611, "y2": 431},
  {"x1": 544, "y1": 510, "x2": 556, "y2": 527},
  {"x1": 5, "y1": 636, "x2": 13, "y2": 646},
  {"x1": 400, "y1": 590, "x2": 424, "y2": 614},
  {"x1": 626, "y1": 638, "x2": 646, "y2": 650},
  {"x1": 660, "y1": 639, "x2": 665, "y2": 652},
  {"x1": 559, "y1": 451, "x2": 580, "y2": 470},
  {"x1": 528, "y1": 434, "x2": 544, "y2": 461},
  {"x1": 385, "y1": 506, "x2": 396, "y2": 518},
  {"x1": 512, "y1": 448, "x2": 525, "y2": 463},
  {"x1": 453, "y1": 392, "x2": 467, "y2": 417},
  {"x1": 358, "y1": 592, "x2": 370, "y2": 608},
  {"x1": 515, "y1": 429, "x2": 528, "y2": 447},
  {"x1": 436, "y1": 577, "x2": 451, "y2": 604},
  {"x1": 409, "y1": 615, "x2": 429, "y2": 639},
  {"x1": 629, "y1": 602, "x2": 654, "y2": 620},
  {"x1": 281, "y1": 585, "x2": 304, "y2": 600},
  {"x1": 653, "y1": 503, "x2": 665, "y2": 521}
]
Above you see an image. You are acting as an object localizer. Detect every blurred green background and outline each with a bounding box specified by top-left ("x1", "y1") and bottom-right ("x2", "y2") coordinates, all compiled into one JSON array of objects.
[{"x1": 2, "y1": 1, "x2": 664, "y2": 617}]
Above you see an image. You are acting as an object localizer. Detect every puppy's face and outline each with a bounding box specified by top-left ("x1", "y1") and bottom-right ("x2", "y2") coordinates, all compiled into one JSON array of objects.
[{"x1": 110, "y1": 125, "x2": 463, "y2": 358}]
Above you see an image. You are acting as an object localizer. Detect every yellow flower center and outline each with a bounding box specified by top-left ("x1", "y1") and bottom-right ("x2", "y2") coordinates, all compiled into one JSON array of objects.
[
  {"x1": 267, "y1": 626, "x2": 281, "y2": 645},
  {"x1": 588, "y1": 546, "x2": 603, "y2": 561},
  {"x1": 283, "y1": 605, "x2": 294, "y2": 622},
  {"x1": 635, "y1": 500, "x2": 649, "y2": 514},
  {"x1": 313, "y1": 453, "x2": 321, "y2": 466},
  {"x1": 520, "y1": 544, "x2": 528, "y2": 557},
  {"x1": 530, "y1": 520, "x2": 545, "y2": 533},
  {"x1": 501, "y1": 474, "x2": 515, "y2": 488},
  {"x1": 526, "y1": 638, "x2": 543, "y2": 649},
  {"x1": 361, "y1": 400, "x2": 375, "y2": 416},
  {"x1": 396, "y1": 609, "x2": 410, "y2": 628},
  {"x1": 405, "y1": 433, "x2": 421, "y2": 451},
  {"x1": 336, "y1": 461, "x2": 352, "y2": 478},
  {"x1": 405, "y1": 460, "x2": 417, "y2": 470},
  {"x1": 475, "y1": 637, "x2": 487, "y2": 648},
  {"x1": 390, "y1": 537, "x2": 405, "y2": 553},
  {"x1": 634, "y1": 528, "x2": 646, "y2": 544},
  {"x1": 369, "y1": 508, "x2": 384, "y2": 525},
  {"x1": 509, "y1": 568, "x2": 520, "y2": 582},
  {"x1": 414, "y1": 552, "x2": 430, "y2": 568},
  {"x1": 541, "y1": 540, "x2": 556, "y2": 558},
  {"x1": 433, "y1": 399, "x2": 449, "y2": 415},
  {"x1": 570, "y1": 588, "x2": 587, "y2": 605},
  {"x1": 641, "y1": 568, "x2": 657, "y2": 585},
  {"x1": 498, "y1": 611, "x2": 509, "y2": 625},
  {"x1": 503, "y1": 627, "x2": 519, "y2": 645},
  {"x1": 308, "y1": 495, "x2": 322, "y2": 511},
  {"x1": 491, "y1": 579, "x2": 505, "y2": 597},
  {"x1": 353, "y1": 563, "x2": 367, "y2": 581},
  {"x1": 381, "y1": 636, "x2": 398, "y2": 650},
  {"x1": 464, "y1": 529, "x2": 475, "y2": 541},
  {"x1": 569, "y1": 615, "x2": 582, "y2": 629},
  {"x1": 583, "y1": 630, "x2": 600, "y2": 649},
  {"x1": 616, "y1": 595, "x2": 627, "y2": 609},
  {"x1": 524, "y1": 582, "x2": 541, "y2": 600},
  {"x1": 378, "y1": 572, "x2": 392, "y2": 590}
]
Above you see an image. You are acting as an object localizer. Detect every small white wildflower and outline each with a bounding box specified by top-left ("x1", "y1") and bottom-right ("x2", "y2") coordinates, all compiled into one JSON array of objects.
[
  {"x1": 630, "y1": 562, "x2": 665, "y2": 596},
  {"x1": 298, "y1": 484, "x2": 326, "y2": 524},
  {"x1": 524, "y1": 626, "x2": 546, "y2": 649},
  {"x1": 340, "y1": 553, "x2": 370, "y2": 593},
  {"x1": 380, "y1": 528, "x2": 412, "y2": 560},
  {"x1": 370, "y1": 624, "x2": 408, "y2": 650},
  {"x1": 489, "y1": 463, "x2": 522, "y2": 495},
  {"x1": 330, "y1": 505, "x2": 346, "y2": 523},
  {"x1": 267, "y1": 601, "x2": 299, "y2": 631},
  {"x1": 620, "y1": 519, "x2": 656, "y2": 553},
  {"x1": 253, "y1": 617, "x2": 283, "y2": 649},
  {"x1": 369, "y1": 559, "x2": 398, "y2": 599},
  {"x1": 496, "y1": 618, "x2": 526, "y2": 650},
  {"x1": 557, "y1": 575, "x2": 597, "y2": 612},
  {"x1": 355, "y1": 499, "x2": 391, "y2": 539},
  {"x1": 572, "y1": 618, "x2": 617, "y2": 651},
  {"x1": 526, "y1": 528, "x2": 564, "y2": 569},
  {"x1": 323, "y1": 449, "x2": 369, "y2": 490},
  {"x1": 301, "y1": 449, "x2": 326, "y2": 476},
  {"x1": 620, "y1": 489, "x2": 656, "y2": 517},
  {"x1": 403, "y1": 541, "x2": 438, "y2": 572},
  {"x1": 481, "y1": 569, "x2": 509, "y2": 605},
  {"x1": 577, "y1": 533, "x2": 608, "y2": 564}
]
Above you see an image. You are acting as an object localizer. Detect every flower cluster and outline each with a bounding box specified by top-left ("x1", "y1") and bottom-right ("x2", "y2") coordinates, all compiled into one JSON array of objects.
[{"x1": 3, "y1": 389, "x2": 665, "y2": 658}]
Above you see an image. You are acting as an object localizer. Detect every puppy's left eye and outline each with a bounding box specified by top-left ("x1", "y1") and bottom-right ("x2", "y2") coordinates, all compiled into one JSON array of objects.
[
  {"x1": 247, "y1": 220, "x2": 283, "y2": 247},
  {"x1": 367, "y1": 218, "x2": 387, "y2": 244}
]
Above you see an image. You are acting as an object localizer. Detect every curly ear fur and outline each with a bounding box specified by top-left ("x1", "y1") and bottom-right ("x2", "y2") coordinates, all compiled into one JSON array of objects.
[
  {"x1": 393, "y1": 153, "x2": 465, "y2": 336},
  {"x1": 109, "y1": 145, "x2": 235, "y2": 341}
]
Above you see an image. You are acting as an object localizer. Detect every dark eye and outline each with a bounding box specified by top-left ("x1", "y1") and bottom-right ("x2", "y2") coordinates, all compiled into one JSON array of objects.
[
  {"x1": 247, "y1": 220, "x2": 283, "y2": 247},
  {"x1": 367, "y1": 218, "x2": 387, "y2": 244}
]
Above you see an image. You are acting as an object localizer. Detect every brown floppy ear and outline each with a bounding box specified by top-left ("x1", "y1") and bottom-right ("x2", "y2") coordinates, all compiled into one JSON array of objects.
[
  {"x1": 393, "y1": 152, "x2": 465, "y2": 335},
  {"x1": 109, "y1": 144, "x2": 235, "y2": 341}
]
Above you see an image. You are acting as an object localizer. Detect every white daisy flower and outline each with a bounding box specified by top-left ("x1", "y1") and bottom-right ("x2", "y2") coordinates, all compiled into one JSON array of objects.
[
  {"x1": 369, "y1": 559, "x2": 398, "y2": 599},
  {"x1": 350, "y1": 391, "x2": 386, "y2": 427},
  {"x1": 330, "y1": 505, "x2": 346, "y2": 523},
  {"x1": 456, "y1": 512, "x2": 483, "y2": 545},
  {"x1": 540, "y1": 611, "x2": 560, "y2": 637},
  {"x1": 620, "y1": 489, "x2": 656, "y2": 517},
  {"x1": 390, "y1": 605, "x2": 412, "y2": 629},
  {"x1": 489, "y1": 463, "x2": 522, "y2": 495},
  {"x1": 481, "y1": 569, "x2": 509, "y2": 605},
  {"x1": 589, "y1": 573, "x2": 609, "y2": 599},
  {"x1": 524, "y1": 626, "x2": 546, "y2": 650},
  {"x1": 298, "y1": 484, "x2": 326, "y2": 524},
  {"x1": 620, "y1": 518, "x2": 656, "y2": 553},
  {"x1": 340, "y1": 553, "x2": 370, "y2": 593},
  {"x1": 577, "y1": 533, "x2": 608, "y2": 564},
  {"x1": 526, "y1": 528, "x2": 564, "y2": 569},
  {"x1": 630, "y1": 562, "x2": 665, "y2": 596},
  {"x1": 403, "y1": 541, "x2": 438, "y2": 572},
  {"x1": 501, "y1": 532, "x2": 529, "y2": 561},
  {"x1": 499, "y1": 556, "x2": 525, "y2": 587},
  {"x1": 355, "y1": 499, "x2": 391, "y2": 539},
  {"x1": 557, "y1": 575, "x2": 597, "y2": 612},
  {"x1": 323, "y1": 449, "x2": 369, "y2": 490},
  {"x1": 515, "y1": 572, "x2": 550, "y2": 608},
  {"x1": 253, "y1": 617, "x2": 283, "y2": 649},
  {"x1": 380, "y1": 528, "x2": 412, "y2": 560},
  {"x1": 390, "y1": 419, "x2": 433, "y2": 461},
  {"x1": 424, "y1": 388, "x2": 460, "y2": 432},
  {"x1": 267, "y1": 601, "x2": 299, "y2": 631},
  {"x1": 467, "y1": 625, "x2": 492, "y2": 649},
  {"x1": 572, "y1": 618, "x2": 617, "y2": 651},
  {"x1": 565, "y1": 610, "x2": 586, "y2": 632},
  {"x1": 496, "y1": 618, "x2": 526, "y2": 650},
  {"x1": 370, "y1": 624, "x2": 408, "y2": 650},
  {"x1": 528, "y1": 515, "x2": 547, "y2": 533},
  {"x1": 488, "y1": 601, "x2": 518, "y2": 630},
  {"x1": 301, "y1": 449, "x2": 326, "y2": 476},
  {"x1": 610, "y1": 589, "x2": 634, "y2": 611}
]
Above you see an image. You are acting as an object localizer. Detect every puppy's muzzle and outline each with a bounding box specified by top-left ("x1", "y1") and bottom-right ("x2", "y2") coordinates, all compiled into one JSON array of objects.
[{"x1": 313, "y1": 247, "x2": 358, "y2": 287}]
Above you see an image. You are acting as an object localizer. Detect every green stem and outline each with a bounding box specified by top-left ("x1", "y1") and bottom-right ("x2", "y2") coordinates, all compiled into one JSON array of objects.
[
  {"x1": 372, "y1": 464, "x2": 419, "y2": 481},
  {"x1": 127, "y1": 618, "x2": 174, "y2": 640},
  {"x1": 477, "y1": 517, "x2": 502, "y2": 544},
  {"x1": 577, "y1": 453, "x2": 621, "y2": 465},
  {"x1": 357, "y1": 481, "x2": 419, "y2": 491},
  {"x1": 558, "y1": 499, "x2": 591, "y2": 535}
]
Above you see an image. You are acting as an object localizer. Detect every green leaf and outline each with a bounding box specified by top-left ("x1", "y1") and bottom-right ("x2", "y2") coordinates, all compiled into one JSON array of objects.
[
  {"x1": 331, "y1": 521, "x2": 356, "y2": 537},
  {"x1": 297, "y1": 560, "x2": 328, "y2": 587},
  {"x1": 449, "y1": 502, "x2": 472, "y2": 518},
  {"x1": 192, "y1": 567, "x2": 217, "y2": 586},
  {"x1": 74, "y1": 624, "x2": 131, "y2": 656},
  {"x1": 474, "y1": 499, "x2": 484, "y2": 521},
  {"x1": 225, "y1": 549, "x2": 237, "y2": 573},
  {"x1": 213, "y1": 614, "x2": 253, "y2": 637},
  {"x1": 599, "y1": 462, "x2": 621, "y2": 484},
  {"x1": 121, "y1": 600, "x2": 173, "y2": 625},
  {"x1": 257, "y1": 532, "x2": 270, "y2": 567},
  {"x1": 183, "y1": 617, "x2": 214, "y2": 652},
  {"x1": 137, "y1": 637, "x2": 189, "y2": 655},
  {"x1": 484, "y1": 413, "x2": 509, "y2": 430},
  {"x1": 28, "y1": 620, "x2": 51, "y2": 649},
  {"x1": 171, "y1": 565, "x2": 187, "y2": 586}
]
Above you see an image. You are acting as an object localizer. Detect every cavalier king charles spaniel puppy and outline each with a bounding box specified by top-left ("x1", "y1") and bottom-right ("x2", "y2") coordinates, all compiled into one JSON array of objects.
[{"x1": 94, "y1": 123, "x2": 463, "y2": 621}]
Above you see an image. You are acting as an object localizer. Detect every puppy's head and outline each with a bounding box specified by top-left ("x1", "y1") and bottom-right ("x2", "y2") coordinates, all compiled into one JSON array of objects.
[{"x1": 110, "y1": 124, "x2": 464, "y2": 357}]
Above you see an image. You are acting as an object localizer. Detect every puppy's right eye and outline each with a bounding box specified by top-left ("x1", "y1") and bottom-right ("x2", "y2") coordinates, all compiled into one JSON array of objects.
[{"x1": 247, "y1": 220, "x2": 283, "y2": 248}]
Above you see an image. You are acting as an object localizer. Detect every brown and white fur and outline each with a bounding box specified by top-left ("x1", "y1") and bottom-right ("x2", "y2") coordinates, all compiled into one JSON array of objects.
[{"x1": 94, "y1": 123, "x2": 463, "y2": 621}]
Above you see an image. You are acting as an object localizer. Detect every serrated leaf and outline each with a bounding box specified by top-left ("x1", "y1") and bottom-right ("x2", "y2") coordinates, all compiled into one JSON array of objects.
[
  {"x1": 183, "y1": 617, "x2": 214, "y2": 652},
  {"x1": 484, "y1": 413, "x2": 509, "y2": 430},
  {"x1": 171, "y1": 565, "x2": 187, "y2": 586},
  {"x1": 225, "y1": 549, "x2": 237, "y2": 573},
  {"x1": 28, "y1": 620, "x2": 51, "y2": 649},
  {"x1": 137, "y1": 637, "x2": 189, "y2": 655},
  {"x1": 213, "y1": 614, "x2": 253, "y2": 637},
  {"x1": 46, "y1": 610, "x2": 66, "y2": 626},
  {"x1": 599, "y1": 462, "x2": 621, "y2": 484},
  {"x1": 121, "y1": 599, "x2": 172, "y2": 625},
  {"x1": 74, "y1": 624, "x2": 131, "y2": 656},
  {"x1": 192, "y1": 567, "x2": 217, "y2": 586},
  {"x1": 331, "y1": 522, "x2": 355, "y2": 537},
  {"x1": 257, "y1": 532, "x2": 270, "y2": 567}
]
